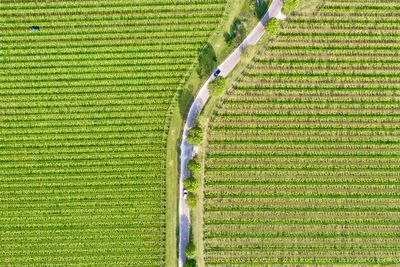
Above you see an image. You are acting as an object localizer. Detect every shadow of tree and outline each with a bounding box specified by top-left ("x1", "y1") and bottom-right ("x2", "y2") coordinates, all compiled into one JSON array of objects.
[
  {"x1": 177, "y1": 42, "x2": 216, "y2": 122},
  {"x1": 256, "y1": 0, "x2": 270, "y2": 20},
  {"x1": 179, "y1": 83, "x2": 195, "y2": 121},
  {"x1": 179, "y1": 214, "x2": 190, "y2": 262},
  {"x1": 196, "y1": 42, "x2": 217, "y2": 79}
]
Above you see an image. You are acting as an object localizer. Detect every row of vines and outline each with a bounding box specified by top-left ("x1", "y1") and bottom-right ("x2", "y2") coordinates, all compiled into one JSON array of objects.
[
  {"x1": 203, "y1": 0, "x2": 400, "y2": 265},
  {"x1": 0, "y1": 0, "x2": 227, "y2": 265}
]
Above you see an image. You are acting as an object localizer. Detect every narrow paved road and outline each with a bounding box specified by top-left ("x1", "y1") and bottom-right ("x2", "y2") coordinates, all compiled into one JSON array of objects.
[{"x1": 178, "y1": 1, "x2": 285, "y2": 266}]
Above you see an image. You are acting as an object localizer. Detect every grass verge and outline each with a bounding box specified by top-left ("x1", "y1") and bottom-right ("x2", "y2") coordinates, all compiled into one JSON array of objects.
[{"x1": 298, "y1": 0, "x2": 320, "y2": 13}]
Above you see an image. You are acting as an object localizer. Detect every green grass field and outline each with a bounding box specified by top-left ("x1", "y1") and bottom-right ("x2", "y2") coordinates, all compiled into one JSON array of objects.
[
  {"x1": 203, "y1": 0, "x2": 400, "y2": 265},
  {"x1": 0, "y1": 0, "x2": 228, "y2": 265}
]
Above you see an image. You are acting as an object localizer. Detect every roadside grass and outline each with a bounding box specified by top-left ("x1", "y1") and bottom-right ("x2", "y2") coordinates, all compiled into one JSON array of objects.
[
  {"x1": 209, "y1": 0, "x2": 247, "y2": 62},
  {"x1": 283, "y1": 0, "x2": 320, "y2": 14},
  {"x1": 297, "y1": 0, "x2": 320, "y2": 13},
  {"x1": 165, "y1": 103, "x2": 181, "y2": 267}
]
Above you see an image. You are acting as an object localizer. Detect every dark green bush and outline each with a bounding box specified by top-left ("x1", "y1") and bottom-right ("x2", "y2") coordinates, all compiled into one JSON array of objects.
[
  {"x1": 184, "y1": 259, "x2": 197, "y2": 267},
  {"x1": 224, "y1": 18, "x2": 246, "y2": 45},
  {"x1": 196, "y1": 43, "x2": 217, "y2": 78},
  {"x1": 255, "y1": 0, "x2": 270, "y2": 19}
]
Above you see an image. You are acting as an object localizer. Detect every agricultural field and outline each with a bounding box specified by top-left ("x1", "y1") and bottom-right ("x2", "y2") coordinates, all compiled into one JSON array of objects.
[
  {"x1": 203, "y1": 0, "x2": 400, "y2": 265},
  {"x1": 0, "y1": 0, "x2": 227, "y2": 265}
]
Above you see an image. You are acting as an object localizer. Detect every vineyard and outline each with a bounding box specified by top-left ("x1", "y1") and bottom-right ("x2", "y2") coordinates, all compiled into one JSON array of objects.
[
  {"x1": 0, "y1": 0, "x2": 227, "y2": 265},
  {"x1": 203, "y1": 0, "x2": 400, "y2": 265}
]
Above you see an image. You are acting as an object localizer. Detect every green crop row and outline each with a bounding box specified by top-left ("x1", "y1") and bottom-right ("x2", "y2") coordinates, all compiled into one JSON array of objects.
[
  {"x1": 0, "y1": 0, "x2": 228, "y2": 265},
  {"x1": 203, "y1": 0, "x2": 400, "y2": 265}
]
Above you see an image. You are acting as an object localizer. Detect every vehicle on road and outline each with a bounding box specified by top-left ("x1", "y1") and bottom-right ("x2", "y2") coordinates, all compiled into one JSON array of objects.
[
  {"x1": 192, "y1": 146, "x2": 199, "y2": 157},
  {"x1": 213, "y1": 69, "x2": 221, "y2": 77},
  {"x1": 183, "y1": 189, "x2": 188, "y2": 199}
]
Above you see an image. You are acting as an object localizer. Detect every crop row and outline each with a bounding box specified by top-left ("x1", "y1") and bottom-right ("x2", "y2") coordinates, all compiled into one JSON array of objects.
[
  {"x1": 1, "y1": 0, "x2": 226, "y2": 8},
  {"x1": 1, "y1": 0, "x2": 228, "y2": 264},
  {"x1": 203, "y1": 0, "x2": 400, "y2": 265},
  {"x1": 2, "y1": 20, "x2": 220, "y2": 36}
]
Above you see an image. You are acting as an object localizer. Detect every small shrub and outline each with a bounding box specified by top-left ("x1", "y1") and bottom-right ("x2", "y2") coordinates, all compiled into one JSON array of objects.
[
  {"x1": 185, "y1": 241, "x2": 196, "y2": 259},
  {"x1": 187, "y1": 123, "x2": 203, "y2": 146},
  {"x1": 184, "y1": 176, "x2": 199, "y2": 193},
  {"x1": 208, "y1": 77, "x2": 226, "y2": 96},
  {"x1": 187, "y1": 158, "x2": 201, "y2": 178},
  {"x1": 223, "y1": 31, "x2": 233, "y2": 44}
]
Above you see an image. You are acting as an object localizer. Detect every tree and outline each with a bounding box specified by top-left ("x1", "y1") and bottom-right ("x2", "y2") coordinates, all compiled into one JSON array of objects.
[
  {"x1": 223, "y1": 31, "x2": 233, "y2": 44},
  {"x1": 187, "y1": 123, "x2": 203, "y2": 146},
  {"x1": 224, "y1": 18, "x2": 246, "y2": 45},
  {"x1": 184, "y1": 176, "x2": 199, "y2": 193},
  {"x1": 185, "y1": 193, "x2": 198, "y2": 209},
  {"x1": 184, "y1": 259, "x2": 197, "y2": 267},
  {"x1": 187, "y1": 158, "x2": 201, "y2": 178},
  {"x1": 255, "y1": 0, "x2": 269, "y2": 20},
  {"x1": 266, "y1": 18, "x2": 280, "y2": 38},
  {"x1": 196, "y1": 43, "x2": 217, "y2": 78},
  {"x1": 233, "y1": 19, "x2": 246, "y2": 43},
  {"x1": 208, "y1": 77, "x2": 226, "y2": 96}
]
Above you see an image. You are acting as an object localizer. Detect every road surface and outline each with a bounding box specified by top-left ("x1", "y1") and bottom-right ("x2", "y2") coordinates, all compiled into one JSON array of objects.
[{"x1": 178, "y1": 1, "x2": 285, "y2": 266}]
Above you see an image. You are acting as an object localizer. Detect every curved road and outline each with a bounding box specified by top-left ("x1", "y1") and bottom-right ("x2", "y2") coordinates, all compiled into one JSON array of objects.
[{"x1": 179, "y1": 1, "x2": 285, "y2": 266}]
